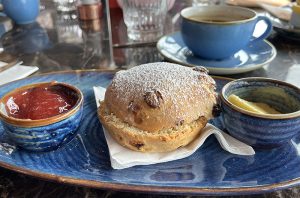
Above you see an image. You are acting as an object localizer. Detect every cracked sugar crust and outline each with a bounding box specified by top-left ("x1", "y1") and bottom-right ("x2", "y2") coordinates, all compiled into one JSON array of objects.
[{"x1": 104, "y1": 62, "x2": 217, "y2": 132}]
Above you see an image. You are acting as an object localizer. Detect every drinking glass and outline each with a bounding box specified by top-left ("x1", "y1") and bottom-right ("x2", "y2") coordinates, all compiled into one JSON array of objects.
[
  {"x1": 53, "y1": 0, "x2": 76, "y2": 12},
  {"x1": 121, "y1": 0, "x2": 168, "y2": 41}
]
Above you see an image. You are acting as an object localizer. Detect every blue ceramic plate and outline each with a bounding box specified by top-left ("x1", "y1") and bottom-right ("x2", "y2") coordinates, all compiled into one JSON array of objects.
[
  {"x1": 0, "y1": 71, "x2": 299, "y2": 196},
  {"x1": 157, "y1": 32, "x2": 277, "y2": 75}
]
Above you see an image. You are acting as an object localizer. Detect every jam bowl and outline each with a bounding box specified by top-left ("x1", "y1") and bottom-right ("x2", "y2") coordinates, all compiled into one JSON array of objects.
[
  {"x1": 220, "y1": 77, "x2": 300, "y2": 149},
  {"x1": 0, "y1": 82, "x2": 84, "y2": 151}
]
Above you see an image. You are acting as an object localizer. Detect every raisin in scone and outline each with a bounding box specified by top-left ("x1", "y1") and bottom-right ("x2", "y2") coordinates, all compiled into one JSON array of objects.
[{"x1": 98, "y1": 62, "x2": 217, "y2": 152}]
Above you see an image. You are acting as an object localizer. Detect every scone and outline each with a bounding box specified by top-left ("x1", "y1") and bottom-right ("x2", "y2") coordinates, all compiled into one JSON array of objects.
[{"x1": 98, "y1": 62, "x2": 217, "y2": 152}]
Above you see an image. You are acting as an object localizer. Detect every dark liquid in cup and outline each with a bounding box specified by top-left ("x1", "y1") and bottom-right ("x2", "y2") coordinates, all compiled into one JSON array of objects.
[{"x1": 188, "y1": 15, "x2": 249, "y2": 23}]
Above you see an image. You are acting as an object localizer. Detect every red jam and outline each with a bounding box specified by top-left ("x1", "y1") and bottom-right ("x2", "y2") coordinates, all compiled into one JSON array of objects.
[{"x1": 5, "y1": 84, "x2": 78, "y2": 120}]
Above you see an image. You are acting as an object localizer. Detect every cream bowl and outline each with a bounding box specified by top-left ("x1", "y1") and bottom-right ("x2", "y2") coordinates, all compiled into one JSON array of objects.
[{"x1": 220, "y1": 77, "x2": 300, "y2": 149}]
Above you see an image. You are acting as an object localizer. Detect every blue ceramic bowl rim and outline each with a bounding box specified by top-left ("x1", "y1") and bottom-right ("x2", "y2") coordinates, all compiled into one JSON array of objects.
[
  {"x1": 0, "y1": 81, "x2": 84, "y2": 127},
  {"x1": 221, "y1": 77, "x2": 300, "y2": 119},
  {"x1": 180, "y1": 5, "x2": 257, "y2": 25}
]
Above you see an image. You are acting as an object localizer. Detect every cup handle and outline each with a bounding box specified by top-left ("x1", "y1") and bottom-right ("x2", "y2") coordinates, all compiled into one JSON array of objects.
[{"x1": 251, "y1": 16, "x2": 273, "y2": 42}]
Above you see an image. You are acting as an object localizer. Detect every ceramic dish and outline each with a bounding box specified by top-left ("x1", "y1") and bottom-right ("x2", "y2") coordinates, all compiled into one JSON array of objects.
[
  {"x1": 157, "y1": 32, "x2": 277, "y2": 75},
  {"x1": 0, "y1": 82, "x2": 84, "y2": 151},
  {"x1": 221, "y1": 77, "x2": 300, "y2": 148},
  {"x1": 0, "y1": 71, "x2": 299, "y2": 196}
]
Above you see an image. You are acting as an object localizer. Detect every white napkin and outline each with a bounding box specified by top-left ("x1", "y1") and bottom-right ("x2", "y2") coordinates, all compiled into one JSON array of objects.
[
  {"x1": 93, "y1": 86, "x2": 255, "y2": 169},
  {"x1": 0, "y1": 61, "x2": 39, "y2": 86}
]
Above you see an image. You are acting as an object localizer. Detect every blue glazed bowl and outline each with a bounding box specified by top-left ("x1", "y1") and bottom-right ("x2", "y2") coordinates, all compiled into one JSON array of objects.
[
  {"x1": 180, "y1": 6, "x2": 272, "y2": 60},
  {"x1": 220, "y1": 77, "x2": 300, "y2": 149},
  {"x1": 0, "y1": 82, "x2": 83, "y2": 151}
]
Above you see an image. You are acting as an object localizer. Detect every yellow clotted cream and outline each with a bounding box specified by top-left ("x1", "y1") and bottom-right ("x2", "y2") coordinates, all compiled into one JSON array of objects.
[{"x1": 228, "y1": 94, "x2": 281, "y2": 114}]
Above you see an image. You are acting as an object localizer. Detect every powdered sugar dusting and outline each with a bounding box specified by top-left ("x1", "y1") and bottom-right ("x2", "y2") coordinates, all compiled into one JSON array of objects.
[{"x1": 109, "y1": 62, "x2": 216, "y2": 119}]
